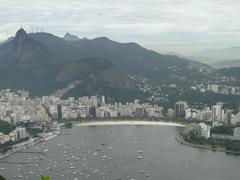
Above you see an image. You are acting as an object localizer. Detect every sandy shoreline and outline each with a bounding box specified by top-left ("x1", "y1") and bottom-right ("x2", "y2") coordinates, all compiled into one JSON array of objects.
[{"x1": 75, "y1": 120, "x2": 185, "y2": 127}]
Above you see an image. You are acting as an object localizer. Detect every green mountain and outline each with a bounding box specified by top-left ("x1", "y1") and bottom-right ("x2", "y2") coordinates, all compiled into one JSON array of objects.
[
  {"x1": 0, "y1": 29, "x2": 135, "y2": 97},
  {"x1": 28, "y1": 31, "x2": 213, "y2": 85},
  {"x1": 217, "y1": 67, "x2": 240, "y2": 80},
  {"x1": 0, "y1": 28, "x2": 214, "y2": 97}
]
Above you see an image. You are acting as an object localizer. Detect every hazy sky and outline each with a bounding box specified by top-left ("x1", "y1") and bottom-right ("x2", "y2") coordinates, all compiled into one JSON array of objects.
[{"x1": 0, "y1": 0, "x2": 240, "y2": 55}]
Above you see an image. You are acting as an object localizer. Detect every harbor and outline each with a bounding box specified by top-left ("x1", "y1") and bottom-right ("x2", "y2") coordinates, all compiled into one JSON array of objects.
[
  {"x1": 0, "y1": 131, "x2": 61, "y2": 161},
  {"x1": 1, "y1": 125, "x2": 240, "y2": 180}
]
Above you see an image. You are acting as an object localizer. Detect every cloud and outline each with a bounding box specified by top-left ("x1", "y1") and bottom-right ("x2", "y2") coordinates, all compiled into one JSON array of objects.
[{"x1": 0, "y1": 0, "x2": 240, "y2": 53}]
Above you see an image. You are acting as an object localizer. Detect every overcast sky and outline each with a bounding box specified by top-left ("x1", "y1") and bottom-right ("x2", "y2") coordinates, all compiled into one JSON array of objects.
[{"x1": 0, "y1": 0, "x2": 240, "y2": 55}]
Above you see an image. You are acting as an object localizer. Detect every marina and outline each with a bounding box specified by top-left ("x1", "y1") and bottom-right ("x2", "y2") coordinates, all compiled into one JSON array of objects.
[
  {"x1": 0, "y1": 125, "x2": 240, "y2": 179},
  {"x1": 0, "y1": 131, "x2": 60, "y2": 161}
]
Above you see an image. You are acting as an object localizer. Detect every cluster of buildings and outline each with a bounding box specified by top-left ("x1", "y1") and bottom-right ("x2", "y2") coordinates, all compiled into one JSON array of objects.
[
  {"x1": 167, "y1": 101, "x2": 240, "y2": 127},
  {"x1": 171, "y1": 101, "x2": 240, "y2": 140},
  {"x1": 0, "y1": 89, "x2": 50, "y2": 125},
  {"x1": 186, "y1": 122, "x2": 240, "y2": 140},
  {"x1": 0, "y1": 89, "x2": 163, "y2": 126},
  {"x1": 187, "y1": 122, "x2": 240, "y2": 140},
  {"x1": 0, "y1": 89, "x2": 239, "y2": 126},
  {"x1": 0, "y1": 88, "x2": 240, "y2": 142},
  {"x1": 191, "y1": 84, "x2": 240, "y2": 95},
  {"x1": 47, "y1": 98, "x2": 164, "y2": 120},
  {"x1": 0, "y1": 127, "x2": 27, "y2": 144}
]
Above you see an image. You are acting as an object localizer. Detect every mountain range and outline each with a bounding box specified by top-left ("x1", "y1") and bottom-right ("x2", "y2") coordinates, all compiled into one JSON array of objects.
[
  {"x1": 0, "y1": 28, "x2": 214, "y2": 98},
  {"x1": 199, "y1": 46, "x2": 240, "y2": 61},
  {"x1": 165, "y1": 47, "x2": 240, "y2": 66},
  {"x1": 211, "y1": 59, "x2": 240, "y2": 68}
]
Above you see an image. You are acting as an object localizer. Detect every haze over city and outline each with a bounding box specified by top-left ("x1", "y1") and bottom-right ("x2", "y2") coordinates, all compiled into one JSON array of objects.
[{"x1": 1, "y1": 0, "x2": 240, "y2": 57}]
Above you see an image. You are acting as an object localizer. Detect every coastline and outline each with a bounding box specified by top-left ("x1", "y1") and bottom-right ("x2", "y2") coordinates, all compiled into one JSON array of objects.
[
  {"x1": 0, "y1": 121, "x2": 183, "y2": 160},
  {"x1": 0, "y1": 132, "x2": 59, "y2": 160},
  {"x1": 175, "y1": 134, "x2": 240, "y2": 155},
  {"x1": 0, "y1": 138, "x2": 38, "y2": 160},
  {"x1": 75, "y1": 120, "x2": 185, "y2": 127}
]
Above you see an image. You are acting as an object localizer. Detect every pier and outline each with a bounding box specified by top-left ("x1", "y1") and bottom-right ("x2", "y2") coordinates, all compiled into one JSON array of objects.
[
  {"x1": 0, "y1": 161, "x2": 28, "y2": 165},
  {"x1": 15, "y1": 151, "x2": 45, "y2": 155}
]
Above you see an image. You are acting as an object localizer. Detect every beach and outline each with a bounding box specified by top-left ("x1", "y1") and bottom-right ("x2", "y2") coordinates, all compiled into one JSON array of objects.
[{"x1": 75, "y1": 120, "x2": 185, "y2": 127}]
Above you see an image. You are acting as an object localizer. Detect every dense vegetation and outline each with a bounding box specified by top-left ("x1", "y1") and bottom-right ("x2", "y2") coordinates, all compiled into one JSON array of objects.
[
  {"x1": 210, "y1": 126, "x2": 234, "y2": 135},
  {"x1": 0, "y1": 137, "x2": 29, "y2": 153},
  {"x1": 217, "y1": 67, "x2": 240, "y2": 86},
  {"x1": 217, "y1": 67, "x2": 240, "y2": 79},
  {"x1": 27, "y1": 127, "x2": 44, "y2": 137},
  {"x1": 0, "y1": 120, "x2": 15, "y2": 134},
  {"x1": 182, "y1": 125, "x2": 240, "y2": 152},
  {"x1": 66, "y1": 80, "x2": 149, "y2": 104},
  {"x1": 159, "y1": 87, "x2": 240, "y2": 110},
  {"x1": 0, "y1": 175, "x2": 6, "y2": 180},
  {"x1": 40, "y1": 176, "x2": 51, "y2": 180},
  {"x1": 64, "y1": 122, "x2": 73, "y2": 129},
  {"x1": 181, "y1": 90, "x2": 240, "y2": 110},
  {"x1": 224, "y1": 139, "x2": 240, "y2": 151}
]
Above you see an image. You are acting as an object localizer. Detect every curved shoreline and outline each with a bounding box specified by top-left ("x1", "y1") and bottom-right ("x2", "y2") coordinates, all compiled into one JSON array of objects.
[
  {"x1": 175, "y1": 135, "x2": 240, "y2": 155},
  {"x1": 75, "y1": 120, "x2": 185, "y2": 127}
]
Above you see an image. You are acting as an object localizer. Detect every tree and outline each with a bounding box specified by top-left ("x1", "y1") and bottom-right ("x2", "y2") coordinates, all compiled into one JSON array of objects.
[
  {"x1": 0, "y1": 120, "x2": 15, "y2": 134},
  {"x1": 40, "y1": 176, "x2": 51, "y2": 180},
  {"x1": 0, "y1": 175, "x2": 6, "y2": 180}
]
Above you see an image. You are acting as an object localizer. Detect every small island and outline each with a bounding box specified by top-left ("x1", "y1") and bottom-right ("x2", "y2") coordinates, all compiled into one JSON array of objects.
[{"x1": 176, "y1": 123, "x2": 240, "y2": 155}]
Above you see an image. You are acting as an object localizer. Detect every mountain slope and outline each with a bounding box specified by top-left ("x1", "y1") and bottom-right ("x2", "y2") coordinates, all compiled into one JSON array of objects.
[
  {"x1": 0, "y1": 29, "x2": 135, "y2": 97},
  {"x1": 216, "y1": 66, "x2": 240, "y2": 87},
  {"x1": 0, "y1": 29, "x2": 215, "y2": 97},
  {"x1": 217, "y1": 67, "x2": 240, "y2": 79},
  {"x1": 27, "y1": 31, "x2": 213, "y2": 85},
  {"x1": 72, "y1": 37, "x2": 213, "y2": 83}
]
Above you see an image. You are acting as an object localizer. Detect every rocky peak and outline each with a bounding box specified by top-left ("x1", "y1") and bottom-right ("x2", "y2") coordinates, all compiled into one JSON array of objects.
[
  {"x1": 14, "y1": 28, "x2": 28, "y2": 53},
  {"x1": 15, "y1": 28, "x2": 27, "y2": 42},
  {"x1": 63, "y1": 32, "x2": 80, "y2": 41}
]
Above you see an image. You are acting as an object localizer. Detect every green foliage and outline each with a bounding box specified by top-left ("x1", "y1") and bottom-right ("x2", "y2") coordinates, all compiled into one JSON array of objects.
[
  {"x1": 182, "y1": 125, "x2": 240, "y2": 152},
  {"x1": 107, "y1": 89, "x2": 149, "y2": 104},
  {"x1": 182, "y1": 125, "x2": 207, "y2": 145},
  {"x1": 0, "y1": 120, "x2": 15, "y2": 134},
  {"x1": 0, "y1": 175, "x2": 6, "y2": 180},
  {"x1": 158, "y1": 87, "x2": 240, "y2": 110},
  {"x1": 40, "y1": 176, "x2": 51, "y2": 180},
  {"x1": 217, "y1": 67, "x2": 240, "y2": 80},
  {"x1": 211, "y1": 126, "x2": 233, "y2": 135},
  {"x1": 64, "y1": 122, "x2": 73, "y2": 129},
  {"x1": 154, "y1": 88, "x2": 240, "y2": 111},
  {"x1": 27, "y1": 127, "x2": 43, "y2": 137},
  {"x1": 224, "y1": 139, "x2": 240, "y2": 151},
  {"x1": 65, "y1": 75, "x2": 149, "y2": 104},
  {"x1": 181, "y1": 90, "x2": 240, "y2": 109},
  {"x1": 0, "y1": 137, "x2": 29, "y2": 153}
]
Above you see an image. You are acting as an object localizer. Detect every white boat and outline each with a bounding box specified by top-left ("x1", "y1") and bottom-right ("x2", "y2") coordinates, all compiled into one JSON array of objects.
[{"x1": 138, "y1": 155, "x2": 143, "y2": 159}]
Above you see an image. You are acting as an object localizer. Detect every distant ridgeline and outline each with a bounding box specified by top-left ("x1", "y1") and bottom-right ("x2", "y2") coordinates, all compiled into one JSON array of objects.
[{"x1": 0, "y1": 29, "x2": 215, "y2": 100}]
